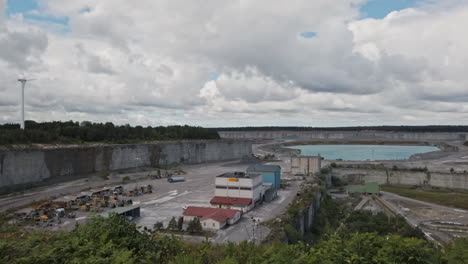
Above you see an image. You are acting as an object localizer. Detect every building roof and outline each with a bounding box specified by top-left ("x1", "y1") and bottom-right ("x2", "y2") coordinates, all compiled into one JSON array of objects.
[
  {"x1": 99, "y1": 205, "x2": 140, "y2": 218},
  {"x1": 183, "y1": 206, "x2": 239, "y2": 223},
  {"x1": 210, "y1": 196, "x2": 253, "y2": 206},
  {"x1": 247, "y1": 164, "x2": 281, "y2": 172},
  {"x1": 349, "y1": 182, "x2": 380, "y2": 194},
  {"x1": 217, "y1": 172, "x2": 261, "y2": 179}
]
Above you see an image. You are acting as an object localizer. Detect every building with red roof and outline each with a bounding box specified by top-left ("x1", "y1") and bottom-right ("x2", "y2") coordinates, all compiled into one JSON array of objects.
[
  {"x1": 210, "y1": 196, "x2": 254, "y2": 213},
  {"x1": 183, "y1": 206, "x2": 241, "y2": 230}
]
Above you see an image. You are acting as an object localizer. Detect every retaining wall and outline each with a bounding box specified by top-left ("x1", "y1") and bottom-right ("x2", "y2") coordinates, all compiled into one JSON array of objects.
[
  {"x1": 0, "y1": 140, "x2": 252, "y2": 193},
  {"x1": 219, "y1": 131, "x2": 467, "y2": 141},
  {"x1": 331, "y1": 168, "x2": 468, "y2": 190}
]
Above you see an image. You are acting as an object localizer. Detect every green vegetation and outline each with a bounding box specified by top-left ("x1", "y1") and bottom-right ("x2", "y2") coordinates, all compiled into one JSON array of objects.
[
  {"x1": 343, "y1": 211, "x2": 425, "y2": 239},
  {"x1": 381, "y1": 185, "x2": 468, "y2": 210},
  {"x1": 0, "y1": 213, "x2": 450, "y2": 264},
  {"x1": 0, "y1": 120, "x2": 220, "y2": 145},
  {"x1": 98, "y1": 171, "x2": 110, "y2": 180}
]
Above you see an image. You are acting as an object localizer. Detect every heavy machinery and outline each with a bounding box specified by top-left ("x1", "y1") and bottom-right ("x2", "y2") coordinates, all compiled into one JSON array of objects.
[
  {"x1": 80, "y1": 204, "x2": 89, "y2": 212},
  {"x1": 92, "y1": 197, "x2": 108, "y2": 208},
  {"x1": 140, "y1": 184, "x2": 153, "y2": 194},
  {"x1": 113, "y1": 186, "x2": 124, "y2": 195}
]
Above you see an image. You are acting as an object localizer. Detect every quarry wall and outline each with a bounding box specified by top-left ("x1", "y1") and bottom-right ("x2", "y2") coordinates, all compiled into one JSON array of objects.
[
  {"x1": 0, "y1": 140, "x2": 252, "y2": 193},
  {"x1": 219, "y1": 131, "x2": 467, "y2": 141},
  {"x1": 331, "y1": 167, "x2": 468, "y2": 190}
]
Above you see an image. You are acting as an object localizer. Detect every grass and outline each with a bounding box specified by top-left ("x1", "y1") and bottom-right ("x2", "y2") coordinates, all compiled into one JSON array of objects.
[{"x1": 381, "y1": 185, "x2": 468, "y2": 210}]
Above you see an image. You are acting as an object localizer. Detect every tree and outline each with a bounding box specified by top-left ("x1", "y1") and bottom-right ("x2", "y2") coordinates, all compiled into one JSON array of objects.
[
  {"x1": 444, "y1": 237, "x2": 468, "y2": 264},
  {"x1": 177, "y1": 217, "x2": 184, "y2": 231},
  {"x1": 168, "y1": 217, "x2": 178, "y2": 231},
  {"x1": 187, "y1": 217, "x2": 203, "y2": 234}
]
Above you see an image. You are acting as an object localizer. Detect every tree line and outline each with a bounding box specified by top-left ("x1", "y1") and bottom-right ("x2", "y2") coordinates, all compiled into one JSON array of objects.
[
  {"x1": 216, "y1": 125, "x2": 468, "y2": 132},
  {"x1": 0, "y1": 120, "x2": 220, "y2": 145}
]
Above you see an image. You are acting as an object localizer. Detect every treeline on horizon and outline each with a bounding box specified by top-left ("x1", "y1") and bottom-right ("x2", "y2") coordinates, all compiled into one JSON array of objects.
[
  {"x1": 216, "y1": 125, "x2": 468, "y2": 132},
  {"x1": 0, "y1": 120, "x2": 220, "y2": 145}
]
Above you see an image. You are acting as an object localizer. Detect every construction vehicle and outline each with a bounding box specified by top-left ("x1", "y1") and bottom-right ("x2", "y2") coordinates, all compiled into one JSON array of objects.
[
  {"x1": 113, "y1": 186, "x2": 124, "y2": 195},
  {"x1": 80, "y1": 204, "x2": 91, "y2": 212},
  {"x1": 92, "y1": 197, "x2": 108, "y2": 208},
  {"x1": 140, "y1": 184, "x2": 153, "y2": 194}
]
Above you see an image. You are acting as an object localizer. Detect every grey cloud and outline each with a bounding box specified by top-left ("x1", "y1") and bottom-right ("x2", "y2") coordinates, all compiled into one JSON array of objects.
[
  {"x1": 87, "y1": 55, "x2": 115, "y2": 75},
  {"x1": 0, "y1": 30, "x2": 48, "y2": 69}
]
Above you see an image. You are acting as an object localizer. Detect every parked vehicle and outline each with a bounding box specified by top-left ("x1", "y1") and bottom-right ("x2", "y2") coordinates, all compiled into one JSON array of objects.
[{"x1": 167, "y1": 176, "x2": 185, "y2": 183}]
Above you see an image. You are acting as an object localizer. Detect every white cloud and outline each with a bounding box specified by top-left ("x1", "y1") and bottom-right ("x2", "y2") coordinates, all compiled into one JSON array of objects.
[{"x1": 0, "y1": 0, "x2": 467, "y2": 127}]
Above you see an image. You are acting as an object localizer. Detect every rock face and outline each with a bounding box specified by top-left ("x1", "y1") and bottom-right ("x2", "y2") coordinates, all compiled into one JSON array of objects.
[
  {"x1": 331, "y1": 168, "x2": 468, "y2": 190},
  {"x1": 0, "y1": 140, "x2": 252, "y2": 193},
  {"x1": 219, "y1": 131, "x2": 467, "y2": 141}
]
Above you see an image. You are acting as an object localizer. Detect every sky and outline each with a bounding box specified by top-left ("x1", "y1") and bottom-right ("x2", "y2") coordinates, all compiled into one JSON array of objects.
[{"x1": 1, "y1": 0, "x2": 468, "y2": 127}]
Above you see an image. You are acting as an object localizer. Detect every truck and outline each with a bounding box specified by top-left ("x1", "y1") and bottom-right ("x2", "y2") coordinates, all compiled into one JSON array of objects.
[{"x1": 167, "y1": 176, "x2": 185, "y2": 183}]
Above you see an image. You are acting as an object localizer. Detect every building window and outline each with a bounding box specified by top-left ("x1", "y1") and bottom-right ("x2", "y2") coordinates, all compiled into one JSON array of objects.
[
  {"x1": 203, "y1": 222, "x2": 206, "y2": 226},
  {"x1": 213, "y1": 223, "x2": 215, "y2": 227}
]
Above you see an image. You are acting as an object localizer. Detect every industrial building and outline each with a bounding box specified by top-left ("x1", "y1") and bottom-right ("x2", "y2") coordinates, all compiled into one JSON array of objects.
[
  {"x1": 291, "y1": 155, "x2": 322, "y2": 175},
  {"x1": 215, "y1": 172, "x2": 264, "y2": 204},
  {"x1": 210, "y1": 196, "x2": 254, "y2": 212},
  {"x1": 246, "y1": 164, "x2": 281, "y2": 189},
  {"x1": 183, "y1": 206, "x2": 241, "y2": 230}
]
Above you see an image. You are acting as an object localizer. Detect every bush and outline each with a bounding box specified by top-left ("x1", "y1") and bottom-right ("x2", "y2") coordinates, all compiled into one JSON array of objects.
[
  {"x1": 122, "y1": 176, "x2": 131, "y2": 184},
  {"x1": 98, "y1": 171, "x2": 110, "y2": 180}
]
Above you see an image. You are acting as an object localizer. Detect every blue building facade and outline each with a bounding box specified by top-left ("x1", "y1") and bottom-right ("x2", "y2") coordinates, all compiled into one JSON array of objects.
[{"x1": 247, "y1": 164, "x2": 281, "y2": 189}]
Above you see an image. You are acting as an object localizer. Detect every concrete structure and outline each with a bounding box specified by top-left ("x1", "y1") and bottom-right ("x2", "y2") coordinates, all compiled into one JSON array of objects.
[
  {"x1": 247, "y1": 164, "x2": 281, "y2": 189},
  {"x1": 215, "y1": 172, "x2": 264, "y2": 203},
  {"x1": 291, "y1": 156, "x2": 322, "y2": 175},
  {"x1": 210, "y1": 196, "x2": 254, "y2": 213},
  {"x1": 219, "y1": 130, "x2": 467, "y2": 142},
  {"x1": 332, "y1": 167, "x2": 468, "y2": 190},
  {"x1": 183, "y1": 206, "x2": 241, "y2": 230},
  {"x1": 0, "y1": 140, "x2": 252, "y2": 194}
]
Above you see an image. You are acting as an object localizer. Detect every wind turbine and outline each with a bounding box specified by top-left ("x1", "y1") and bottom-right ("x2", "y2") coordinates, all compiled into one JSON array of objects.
[{"x1": 17, "y1": 78, "x2": 35, "y2": 130}]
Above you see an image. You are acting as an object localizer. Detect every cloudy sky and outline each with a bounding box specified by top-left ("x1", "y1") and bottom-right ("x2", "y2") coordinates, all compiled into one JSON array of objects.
[{"x1": 0, "y1": 0, "x2": 467, "y2": 127}]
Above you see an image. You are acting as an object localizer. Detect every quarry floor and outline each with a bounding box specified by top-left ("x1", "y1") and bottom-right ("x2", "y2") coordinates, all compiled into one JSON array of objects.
[{"x1": 1, "y1": 156, "x2": 300, "y2": 244}]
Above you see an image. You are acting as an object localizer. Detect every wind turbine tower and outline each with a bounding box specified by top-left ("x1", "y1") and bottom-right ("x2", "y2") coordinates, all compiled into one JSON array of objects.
[{"x1": 17, "y1": 78, "x2": 34, "y2": 130}]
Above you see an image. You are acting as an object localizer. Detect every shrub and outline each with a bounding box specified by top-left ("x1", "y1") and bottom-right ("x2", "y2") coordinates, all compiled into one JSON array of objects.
[{"x1": 122, "y1": 176, "x2": 131, "y2": 184}]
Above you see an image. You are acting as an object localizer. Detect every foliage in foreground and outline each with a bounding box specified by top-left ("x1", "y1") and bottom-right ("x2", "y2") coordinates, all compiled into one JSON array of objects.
[{"x1": 2, "y1": 214, "x2": 466, "y2": 264}]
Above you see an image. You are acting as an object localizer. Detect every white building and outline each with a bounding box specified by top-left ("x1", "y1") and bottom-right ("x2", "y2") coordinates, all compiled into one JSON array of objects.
[
  {"x1": 215, "y1": 172, "x2": 264, "y2": 204},
  {"x1": 183, "y1": 206, "x2": 241, "y2": 230}
]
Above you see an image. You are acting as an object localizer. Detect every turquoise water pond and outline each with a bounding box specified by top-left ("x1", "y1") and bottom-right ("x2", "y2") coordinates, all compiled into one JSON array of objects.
[{"x1": 288, "y1": 144, "x2": 440, "y2": 161}]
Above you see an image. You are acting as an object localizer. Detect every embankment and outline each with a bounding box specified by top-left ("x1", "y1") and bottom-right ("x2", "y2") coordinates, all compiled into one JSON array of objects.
[
  {"x1": 331, "y1": 166, "x2": 468, "y2": 190},
  {"x1": 0, "y1": 140, "x2": 252, "y2": 194},
  {"x1": 220, "y1": 131, "x2": 467, "y2": 142}
]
